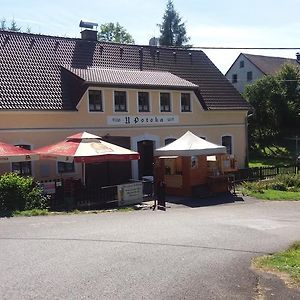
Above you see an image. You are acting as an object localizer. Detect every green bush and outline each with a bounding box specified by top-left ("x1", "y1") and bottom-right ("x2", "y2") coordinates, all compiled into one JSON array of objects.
[
  {"x1": 0, "y1": 173, "x2": 48, "y2": 211},
  {"x1": 241, "y1": 174, "x2": 300, "y2": 194}
]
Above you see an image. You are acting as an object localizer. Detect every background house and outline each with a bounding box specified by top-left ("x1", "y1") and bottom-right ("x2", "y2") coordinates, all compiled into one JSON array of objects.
[
  {"x1": 0, "y1": 28, "x2": 251, "y2": 185},
  {"x1": 225, "y1": 53, "x2": 300, "y2": 93}
]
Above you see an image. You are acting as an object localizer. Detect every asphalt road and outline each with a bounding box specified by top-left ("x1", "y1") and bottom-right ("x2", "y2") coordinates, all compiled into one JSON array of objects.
[{"x1": 0, "y1": 196, "x2": 300, "y2": 300}]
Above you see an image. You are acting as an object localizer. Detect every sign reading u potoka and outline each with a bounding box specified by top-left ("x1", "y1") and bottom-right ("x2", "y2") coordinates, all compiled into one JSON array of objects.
[{"x1": 107, "y1": 115, "x2": 179, "y2": 126}]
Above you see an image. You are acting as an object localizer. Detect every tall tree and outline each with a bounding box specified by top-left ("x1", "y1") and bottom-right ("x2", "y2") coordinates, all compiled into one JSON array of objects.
[
  {"x1": 8, "y1": 18, "x2": 21, "y2": 32},
  {"x1": 244, "y1": 63, "x2": 300, "y2": 150},
  {"x1": 158, "y1": 0, "x2": 189, "y2": 46},
  {"x1": 98, "y1": 22, "x2": 134, "y2": 44}
]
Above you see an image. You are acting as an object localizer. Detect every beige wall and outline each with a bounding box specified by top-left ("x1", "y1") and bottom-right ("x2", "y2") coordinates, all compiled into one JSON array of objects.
[{"x1": 0, "y1": 87, "x2": 248, "y2": 180}]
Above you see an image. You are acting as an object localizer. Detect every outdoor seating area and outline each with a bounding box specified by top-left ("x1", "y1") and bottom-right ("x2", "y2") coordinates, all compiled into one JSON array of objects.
[{"x1": 0, "y1": 130, "x2": 242, "y2": 211}]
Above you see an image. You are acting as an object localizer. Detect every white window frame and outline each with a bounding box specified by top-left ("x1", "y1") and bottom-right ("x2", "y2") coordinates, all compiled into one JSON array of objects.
[
  {"x1": 159, "y1": 92, "x2": 172, "y2": 113},
  {"x1": 113, "y1": 90, "x2": 128, "y2": 113},
  {"x1": 137, "y1": 91, "x2": 151, "y2": 113},
  {"x1": 56, "y1": 161, "x2": 77, "y2": 176},
  {"x1": 180, "y1": 92, "x2": 193, "y2": 113},
  {"x1": 11, "y1": 143, "x2": 34, "y2": 176},
  {"x1": 88, "y1": 89, "x2": 105, "y2": 113}
]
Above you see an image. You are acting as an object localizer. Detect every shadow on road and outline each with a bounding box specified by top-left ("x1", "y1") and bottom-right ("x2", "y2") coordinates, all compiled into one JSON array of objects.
[{"x1": 165, "y1": 192, "x2": 245, "y2": 208}]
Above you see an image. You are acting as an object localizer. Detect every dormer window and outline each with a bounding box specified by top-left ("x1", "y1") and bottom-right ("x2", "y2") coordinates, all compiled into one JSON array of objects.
[
  {"x1": 160, "y1": 92, "x2": 171, "y2": 112},
  {"x1": 138, "y1": 92, "x2": 150, "y2": 112},
  {"x1": 114, "y1": 91, "x2": 127, "y2": 112},
  {"x1": 89, "y1": 90, "x2": 103, "y2": 112}
]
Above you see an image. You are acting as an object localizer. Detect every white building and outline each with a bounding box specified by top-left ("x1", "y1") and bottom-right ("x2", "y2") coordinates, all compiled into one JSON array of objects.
[{"x1": 225, "y1": 53, "x2": 300, "y2": 94}]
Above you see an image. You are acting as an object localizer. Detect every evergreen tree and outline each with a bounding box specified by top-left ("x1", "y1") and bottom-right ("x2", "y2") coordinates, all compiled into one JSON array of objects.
[
  {"x1": 158, "y1": 0, "x2": 189, "y2": 46},
  {"x1": 8, "y1": 18, "x2": 21, "y2": 32}
]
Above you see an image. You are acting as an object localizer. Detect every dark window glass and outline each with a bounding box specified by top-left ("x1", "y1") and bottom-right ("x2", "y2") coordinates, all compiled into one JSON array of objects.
[
  {"x1": 11, "y1": 145, "x2": 32, "y2": 176},
  {"x1": 165, "y1": 138, "x2": 176, "y2": 145},
  {"x1": 232, "y1": 74, "x2": 237, "y2": 83},
  {"x1": 89, "y1": 90, "x2": 103, "y2": 111},
  {"x1": 222, "y1": 136, "x2": 232, "y2": 155},
  {"x1": 58, "y1": 161, "x2": 75, "y2": 173},
  {"x1": 247, "y1": 71, "x2": 253, "y2": 82},
  {"x1": 138, "y1": 92, "x2": 150, "y2": 112},
  {"x1": 160, "y1": 92, "x2": 171, "y2": 112},
  {"x1": 181, "y1": 93, "x2": 191, "y2": 112},
  {"x1": 114, "y1": 91, "x2": 127, "y2": 112},
  {"x1": 240, "y1": 60, "x2": 244, "y2": 68}
]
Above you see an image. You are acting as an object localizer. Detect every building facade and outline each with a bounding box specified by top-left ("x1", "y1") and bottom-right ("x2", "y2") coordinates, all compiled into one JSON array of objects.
[
  {"x1": 225, "y1": 53, "x2": 300, "y2": 94},
  {"x1": 0, "y1": 29, "x2": 251, "y2": 185}
]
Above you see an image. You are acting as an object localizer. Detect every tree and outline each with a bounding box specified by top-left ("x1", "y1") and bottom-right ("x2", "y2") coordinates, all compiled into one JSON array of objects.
[
  {"x1": 8, "y1": 18, "x2": 21, "y2": 32},
  {"x1": 244, "y1": 64, "x2": 300, "y2": 151},
  {"x1": 1, "y1": 18, "x2": 6, "y2": 30},
  {"x1": 98, "y1": 22, "x2": 134, "y2": 44},
  {"x1": 158, "y1": 0, "x2": 189, "y2": 47}
]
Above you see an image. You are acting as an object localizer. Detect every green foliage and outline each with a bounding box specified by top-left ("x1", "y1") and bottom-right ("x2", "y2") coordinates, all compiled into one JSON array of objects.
[
  {"x1": 245, "y1": 64, "x2": 300, "y2": 150},
  {"x1": 98, "y1": 22, "x2": 134, "y2": 44},
  {"x1": 241, "y1": 174, "x2": 300, "y2": 200},
  {"x1": 158, "y1": 0, "x2": 190, "y2": 46},
  {"x1": 13, "y1": 209, "x2": 49, "y2": 217},
  {"x1": 0, "y1": 173, "x2": 48, "y2": 211},
  {"x1": 8, "y1": 18, "x2": 21, "y2": 32},
  {"x1": 254, "y1": 241, "x2": 300, "y2": 284}
]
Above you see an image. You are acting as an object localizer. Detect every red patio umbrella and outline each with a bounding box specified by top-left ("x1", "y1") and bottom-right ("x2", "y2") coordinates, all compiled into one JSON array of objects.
[
  {"x1": 34, "y1": 132, "x2": 140, "y2": 185},
  {"x1": 0, "y1": 141, "x2": 39, "y2": 163}
]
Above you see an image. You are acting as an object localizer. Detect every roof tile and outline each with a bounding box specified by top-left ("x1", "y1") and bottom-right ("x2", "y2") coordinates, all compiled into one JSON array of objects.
[{"x1": 0, "y1": 30, "x2": 250, "y2": 111}]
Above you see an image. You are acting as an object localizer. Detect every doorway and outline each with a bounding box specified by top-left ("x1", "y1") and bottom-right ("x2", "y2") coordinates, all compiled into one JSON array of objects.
[{"x1": 138, "y1": 140, "x2": 154, "y2": 179}]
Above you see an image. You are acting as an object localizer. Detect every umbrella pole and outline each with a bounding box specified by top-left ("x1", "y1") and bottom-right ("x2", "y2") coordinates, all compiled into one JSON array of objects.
[{"x1": 82, "y1": 162, "x2": 86, "y2": 186}]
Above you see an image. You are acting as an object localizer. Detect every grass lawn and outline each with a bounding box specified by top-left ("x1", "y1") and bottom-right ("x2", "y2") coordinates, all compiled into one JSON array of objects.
[
  {"x1": 243, "y1": 189, "x2": 300, "y2": 201},
  {"x1": 253, "y1": 241, "x2": 300, "y2": 287}
]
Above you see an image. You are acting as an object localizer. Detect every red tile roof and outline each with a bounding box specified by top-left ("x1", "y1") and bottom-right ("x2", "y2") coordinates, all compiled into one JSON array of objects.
[
  {"x1": 64, "y1": 66, "x2": 198, "y2": 89},
  {"x1": 243, "y1": 53, "x2": 299, "y2": 75},
  {"x1": 0, "y1": 30, "x2": 251, "y2": 111}
]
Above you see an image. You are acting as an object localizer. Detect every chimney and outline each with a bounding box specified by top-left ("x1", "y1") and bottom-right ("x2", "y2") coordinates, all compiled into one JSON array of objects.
[
  {"x1": 296, "y1": 52, "x2": 300, "y2": 63},
  {"x1": 79, "y1": 20, "x2": 98, "y2": 41}
]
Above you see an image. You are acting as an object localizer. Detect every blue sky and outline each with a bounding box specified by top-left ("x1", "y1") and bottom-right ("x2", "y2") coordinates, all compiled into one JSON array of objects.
[{"x1": 2, "y1": 0, "x2": 300, "y2": 73}]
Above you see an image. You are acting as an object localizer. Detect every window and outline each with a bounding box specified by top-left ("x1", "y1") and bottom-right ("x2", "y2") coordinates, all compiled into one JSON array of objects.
[
  {"x1": 11, "y1": 145, "x2": 32, "y2": 176},
  {"x1": 247, "y1": 71, "x2": 253, "y2": 82},
  {"x1": 138, "y1": 92, "x2": 150, "y2": 112},
  {"x1": 89, "y1": 90, "x2": 103, "y2": 112},
  {"x1": 114, "y1": 91, "x2": 127, "y2": 112},
  {"x1": 181, "y1": 93, "x2": 191, "y2": 112},
  {"x1": 165, "y1": 138, "x2": 176, "y2": 145},
  {"x1": 160, "y1": 92, "x2": 171, "y2": 112},
  {"x1": 222, "y1": 136, "x2": 232, "y2": 155},
  {"x1": 239, "y1": 60, "x2": 244, "y2": 68},
  {"x1": 58, "y1": 161, "x2": 75, "y2": 173},
  {"x1": 232, "y1": 74, "x2": 237, "y2": 83}
]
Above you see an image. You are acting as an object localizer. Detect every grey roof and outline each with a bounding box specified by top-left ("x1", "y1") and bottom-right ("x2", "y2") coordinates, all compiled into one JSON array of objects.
[
  {"x1": 0, "y1": 30, "x2": 251, "y2": 111},
  {"x1": 243, "y1": 53, "x2": 300, "y2": 75},
  {"x1": 64, "y1": 66, "x2": 198, "y2": 89}
]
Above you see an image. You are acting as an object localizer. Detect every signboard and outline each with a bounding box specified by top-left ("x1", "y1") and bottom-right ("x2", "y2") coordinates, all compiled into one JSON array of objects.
[
  {"x1": 41, "y1": 182, "x2": 56, "y2": 194},
  {"x1": 108, "y1": 115, "x2": 179, "y2": 126},
  {"x1": 117, "y1": 182, "x2": 143, "y2": 206}
]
